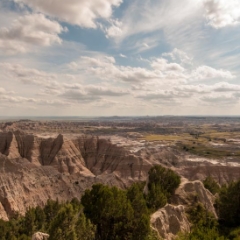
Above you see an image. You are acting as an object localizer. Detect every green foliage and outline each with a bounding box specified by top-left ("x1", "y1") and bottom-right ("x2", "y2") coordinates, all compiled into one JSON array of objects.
[
  {"x1": 229, "y1": 227, "x2": 240, "y2": 240},
  {"x1": 187, "y1": 203, "x2": 218, "y2": 229},
  {"x1": 203, "y1": 176, "x2": 220, "y2": 195},
  {"x1": 0, "y1": 200, "x2": 95, "y2": 240},
  {"x1": 49, "y1": 204, "x2": 78, "y2": 240},
  {"x1": 145, "y1": 229, "x2": 161, "y2": 240},
  {"x1": 216, "y1": 180, "x2": 240, "y2": 228},
  {"x1": 82, "y1": 184, "x2": 135, "y2": 240},
  {"x1": 177, "y1": 228, "x2": 226, "y2": 240},
  {"x1": 127, "y1": 182, "x2": 151, "y2": 240},
  {"x1": 75, "y1": 211, "x2": 96, "y2": 240},
  {"x1": 146, "y1": 165, "x2": 180, "y2": 211},
  {"x1": 177, "y1": 203, "x2": 226, "y2": 240},
  {"x1": 0, "y1": 165, "x2": 185, "y2": 240}
]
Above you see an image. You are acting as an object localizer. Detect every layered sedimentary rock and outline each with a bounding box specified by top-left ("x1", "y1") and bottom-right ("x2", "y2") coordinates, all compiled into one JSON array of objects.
[
  {"x1": 0, "y1": 130, "x2": 230, "y2": 240},
  {"x1": 32, "y1": 232, "x2": 49, "y2": 240},
  {"x1": 0, "y1": 132, "x2": 13, "y2": 156},
  {"x1": 180, "y1": 165, "x2": 240, "y2": 185},
  {"x1": 151, "y1": 179, "x2": 216, "y2": 239},
  {"x1": 0, "y1": 131, "x2": 159, "y2": 220},
  {"x1": 151, "y1": 204, "x2": 190, "y2": 240},
  {"x1": 172, "y1": 178, "x2": 216, "y2": 217}
]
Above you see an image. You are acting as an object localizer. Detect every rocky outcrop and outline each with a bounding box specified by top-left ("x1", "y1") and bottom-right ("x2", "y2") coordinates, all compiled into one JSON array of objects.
[
  {"x1": 0, "y1": 132, "x2": 13, "y2": 156},
  {"x1": 0, "y1": 201, "x2": 8, "y2": 221},
  {"x1": 180, "y1": 165, "x2": 240, "y2": 185},
  {"x1": 14, "y1": 131, "x2": 34, "y2": 161},
  {"x1": 40, "y1": 134, "x2": 63, "y2": 165},
  {"x1": 0, "y1": 132, "x2": 157, "y2": 219},
  {"x1": 150, "y1": 178, "x2": 217, "y2": 239},
  {"x1": 0, "y1": 132, "x2": 154, "y2": 178},
  {"x1": 73, "y1": 135, "x2": 149, "y2": 179},
  {"x1": 0, "y1": 131, "x2": 218, "y2": 226},
  {"x1": 32, "y1": 232, "x2": 49, "y2": 240},
  {"x1": 171, "y1": 178, "x2": 216, "y2": 217},
  {"x1": 151, "y1": 204, "x2": 190, "y2": 240}
]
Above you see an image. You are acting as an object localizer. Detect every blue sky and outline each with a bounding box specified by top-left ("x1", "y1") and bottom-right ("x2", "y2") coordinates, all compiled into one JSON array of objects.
[{"x1": 1, "y1": 0, "x2": 240, "y2": 116}]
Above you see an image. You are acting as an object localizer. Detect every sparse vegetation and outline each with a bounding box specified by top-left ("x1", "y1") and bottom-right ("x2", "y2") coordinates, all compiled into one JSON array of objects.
[
  {"x1": 2, "y1": 164, "x2": 240, "y2": 240},
  {"x1": 146, "y1": 165, "x2": 181, "y2": 211},
  {"x1": 203, "y1": 176, "x2": 220, "y2": 195},
  {"x1": 0, "y1": 165, "x2": 181, "y2": 240}
]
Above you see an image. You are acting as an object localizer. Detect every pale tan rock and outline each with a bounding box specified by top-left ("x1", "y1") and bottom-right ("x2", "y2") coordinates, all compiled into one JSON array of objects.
[
  {"x1": 172, "y1": 178, "x2": 217, "y2": 217},
  {"x1": 32, "y1": 232, "x2": 49, "y2": 240},
  {"x1": 151, "y1": 204, "x2": 190, "y2": 240},
  {"x1": 0, "y1": 201, "x2": 8, "y2": 221},
  {"x1": 0, "y1": 132, "x2": 153, "y2": 219},
  {"x1": 0, "y1": 132, "x2": 13, "y2": 156}
]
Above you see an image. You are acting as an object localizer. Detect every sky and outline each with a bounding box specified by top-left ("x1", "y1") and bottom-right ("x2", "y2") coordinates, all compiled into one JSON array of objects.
[{"x1": 1, "y1": 0, "x2": 240, "y2": 116}]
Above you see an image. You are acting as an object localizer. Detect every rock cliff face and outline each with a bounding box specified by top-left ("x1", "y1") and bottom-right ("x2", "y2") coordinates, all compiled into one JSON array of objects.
[
  {"x1": 0, "y1": 132, "x2": 13, "y2": 156},
  {"x1": 32, "y1": 232, "x2": 49, "y2": 240},
  {"x1": 171, "y1": 178, "x2": 216, "y2": 217},
  {"x1": 0, "y1": 131, "x2": 225, "y2": 240},
  {"x1": 0, "y1": 131, "x2": 159, "y2": 220},
  {"x1": 151, "y1": 179, "x2": 216, "y2": 240},
  {"x1": 151, "y1": 204, "x2": 190, "y2": 240},
  {"x1": 180, "y1": 165, "x2": 240, "y2": 185}
]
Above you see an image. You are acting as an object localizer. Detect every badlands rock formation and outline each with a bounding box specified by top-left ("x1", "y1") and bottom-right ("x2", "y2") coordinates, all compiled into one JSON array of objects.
[
  {"x1": 151, "y1": 178, "x2": 216, "y2": 239},
  {"x1": 0, "y1": 131, "x2": 162, "y2": 220},
  {"x1": 0, "y1": 129, "x2": 234, "y2": 240},
  {"x1": 151, "y1": 204, "x2": 190, "y2": 240},
  {"x1": 172, "y1": 178, "x2": 217, "y2": 217},
  {"x1": 32, "y1": 232, "x2": 49, "y2": 240}
]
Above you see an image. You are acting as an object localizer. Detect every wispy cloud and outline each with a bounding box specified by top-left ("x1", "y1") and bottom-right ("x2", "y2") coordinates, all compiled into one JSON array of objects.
[
  {"x1": 13, "y1": 0, "x2": 123, "y2": 28},
  {"x1": 204, "y1": 0, "x2": 240, "y2": 28}
]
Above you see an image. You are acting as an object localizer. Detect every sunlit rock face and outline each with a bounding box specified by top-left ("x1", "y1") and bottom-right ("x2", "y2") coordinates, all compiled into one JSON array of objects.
[
  {"x1": 171, "y1": 178, "x2": 217, "y2": 217},
  {"x1": 151, "y1": 178, "x2": 217, "y2": 240},
  {"x1": 31, "y1": 232, "x2": 49, "y2": 240},
  {"x1": 0, "y1": 131, "x2": 160, "y2": 219},
  {"x1": 151, "y1": 204, "x2": 190, "y2": 240},
  {"x1": 0, "y1": 129, "x2": 235, "y2": 240}
]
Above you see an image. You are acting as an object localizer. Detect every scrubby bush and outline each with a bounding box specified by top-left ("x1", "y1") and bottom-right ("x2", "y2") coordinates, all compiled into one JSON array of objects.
[
  {"x1": 146, "y1": 165, "x2": 181, "y2": 211},
  {"x1": 203, "y1": 176, "x2": 220, "y2": 195}
]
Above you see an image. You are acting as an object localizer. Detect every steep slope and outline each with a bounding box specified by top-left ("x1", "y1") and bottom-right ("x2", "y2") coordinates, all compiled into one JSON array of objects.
[
  {"x1": 151, "y1": 204, "x2": 190, "y2": 240},
  {"x1": 0, "y1": 131, "x2": 157, "y2": 219},
  {"x1": 151, "y1": 178, "x2": 216, "y2": 240}
]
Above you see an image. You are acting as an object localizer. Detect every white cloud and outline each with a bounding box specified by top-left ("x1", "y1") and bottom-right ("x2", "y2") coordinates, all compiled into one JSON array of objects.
[
  {"x1": 86, "y1": 85, "x2": 129, "y2": 96},
  {"x1": 1, "y1": 95, "x2": 70, "y2": 106},
  {"x1": 191, "y1": 65, "x2": 235, "y2": 80},
  {"x1": 162, "y1": 48, "x2": 192, "y2": 64},
  {"x1": 0, "y1": 13, "x2": 65, "y2": 54},
  {"x1": 136, "y1": 90, "x2": 189, "y2": 101},
  {"x1": 70, "y1": 55, "x2": 161, "y2": 83},
  {"x1": 71, "y1": 54, "x2": 234, "y2": 86},
  {"x1": 213, "y1": 82, "x2": 240, "y2": 92},
  {"x1": 127, "y1": 36, "x2": 160, "y2": 53},
  {"x1": 143, "y1": 43, "x2": 149, "y2": 48},
  {"x1": 204, "y1": 0, "x2": 240, "y2": 28},
  {"x1": 0, "y1": 62, "x2": 77, "y2": 88},
  {"x1": 104, "y1": 19, "x2": 123, "y2": 38},
  {"x1": 116, "y1": 0, "x2": 203, "y2": 41},
  {"x1": 0, "y1": 62, "x2": 57, "y2": 85},
  {"x1": 0, "y1": 87, "x2": 14, "y2": 95},
  {"x1": 119, "y1": 54, "x2": 127, "y2": 58},
  {"x1": 59, "y1": 85, "x2": 129, "y2": 102},
  {"x1": 151, "y1": 58, "x2": 185, "y2": 72},
  {"x1": 13, "y1": 0, "x2": 122, "y2": 28},
  {"x1": 175, "y1": 82, "x2": 240, "y2": 94},
  {"x1": 200, "y1": 93, "x2": 239, "y2": 105},
  {"x1": 175, "y1": 84, "x2": 211, "y2": 94},
  {"x1": 0, "y1": 85, "x2": 70, "y2": 107}
]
